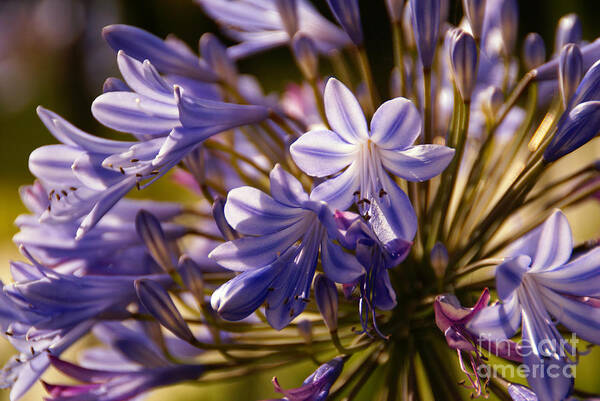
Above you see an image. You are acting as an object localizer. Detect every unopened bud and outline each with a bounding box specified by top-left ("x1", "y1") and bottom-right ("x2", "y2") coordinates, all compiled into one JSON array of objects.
[
  {"x1": 200, "y1": 33, "x2": 237, "y2": 86},
  {"x1": 385, "y1": 0, "x2": 403, "y2": 23},
  {"x1": 178, "y1": 255, "x2": 205, "y2": 301},
  {"x1": 402, "y1": 2, "x2": 416, "y2": 50},
  {"x1": 480, "y1": 86, "x2": 504, "y2": 121},
  {"x1": 449, "y1": 29, "x2": 478, "y2": 102},
  {"x1": 326, "y1": 0, "x2": 363, "y2": 46},
  {"x1": 212, "y1": 197, "x2": 240, "y2": 241},
  {"x1": 430, "y1": 242, "x2": 449, "y2": 278},
  {"x1": 296, "y1": 319, "x2": 313, "y2": 344},
  {"x1": 410, "y1": 0, "x2": 441, "y2": 69},
  {"x1": 135, "y1": 279, "x2": 196, "y2": 343},
  {"x1": 462, "y1": 0, "x2": 486, "y2": 40},
  {"x1": 292, "y1": 33, "x2": 319, "y2": 81},
  {"x1": 523, "y1": 33, "x2": 546, "y2": 71},
  {"x1": 314, "y1": 274, "x2": 338, "y2": 332},
  {"x1": 559, "y1": 43, "x2": 583, "y2": 109},
  {"x1": 136, "y1": 210, "x2": 174, "y2": 272},
  {"x1": 275, "y1": 0, "x2": 299, "y2": 38},
  {"x1": 555, "y1": 13, "x2": 582, "y2": 55}
]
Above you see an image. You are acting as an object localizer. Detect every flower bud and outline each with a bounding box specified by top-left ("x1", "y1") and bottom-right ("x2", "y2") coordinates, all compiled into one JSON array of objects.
[
  {"x1": 449, "y1": 29, "x2": 478, "y2": 102},
  {"x1": 275, "y1": 0, "x2": 299, "y2": 38},
  {"x1": 292, "y1": 33, "x2": 318, "y2": 81},
  {"x1": 326, "y1": 0, "x2": 363, "y2": 46},
  {"x1": 212, "y1": 197, "x2": 239, "y2": 241},
  {"x1": 554, "y1": 13, "x2": 582, "y2": 55},
  {"x1": 296, "y1": 319, "x2": 313, "y2": 344},
  {"x1": 385, "y1": 0, "x2": 403, "y2": 23},
  {"x1": 402, "y1": 2, "x2": 416, "y2": 50},
  {"x1": 462, "y1": 0, "x2": 486, "y2": 40},
  {"x1": 200, "y1": 33, "x2": 237, "y2": 86},
  {"x1": 135, "y1": 210, "x2": 174, "y2": 272},
  {"x1": 135, "y1": 279, "x2": 196, "y2": 343},
  {"x1": 410, "y1": 0, "x2": 441, "y2": 69},
  {"x1": 544, "y1": 101, "x2": 600, "y2": 163},
  {"x1": 314, "y1": 274, "x2": 338, "y2": 332},
  {"x1": 480, "y1": 85, "x2": 504, "y2": 121},
  {"x1": 523, "y1": 33, "x2": 546, "y2": 71},
  {"x1": 430, "y1": 242, "x2": 449, "y2": 278},
  {"x1": 570, "y1": 59, "x2": 600, "y2": 106},
  {"x1": 178, "y1": 254, "x2": 205, "y2": 302},
  {"x1": 559, "y1": 44, "x2": 583, "y2": 109},
  {"x1": 498, "y1": 0, "x2": 518, "y2": 56}
]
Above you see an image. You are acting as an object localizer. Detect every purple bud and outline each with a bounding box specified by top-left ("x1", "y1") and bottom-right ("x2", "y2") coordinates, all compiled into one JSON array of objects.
[
  {"x1": 402, "y1": 2, "x2": 416, "y2": 50},
  {"x1": 410, "y1": 0, "x2": 441, "y2": 69},
  {"x1": 292, "y1": 33, "x2": 319, "y2": 81},
  {"x1": 462, "y1": 0, "x2": 486, "y2": 40},
  {"x1": 534, "y1": 39, "x2": 600, "y2": 82},
  {"x1": 314, "y1": 274, "x2": 338, "y2": 332},
  {"x1": 385, "y1": 0, "x2": 403, "y2": 23},
  {"x1": 498, "y1": 0, "x2": 518, "y2": 56},
  {"x1": 480, "y1": 85, "x2": 504, "y2": 120},
  {"x1": 326, "y1": 0, "x2": 363, "y2": 46},
  {"x1": 200, "y1": 33, "x2": 237, "y2": 86},
  {"x1": 296, "y1": 319, "x2": 313, "y2": 344},
  {"x1": 135, "y1": 279, "x2": 196, "y2": 343},
  {"x1": 559, "y1": 44, "x2": 583, "y2": 109},
  {"x1": 212, "y1": 197, "x2": 239, "y2": 241},
  {"x1": 178, "y1": 255, "x2": 205, "y2": 301},
  {"x1": 430, "y1": 242, "x2": 449, "y2": 278},
  {"x1": 136, "y1": 210, "x2": 174, "y2": 272},
  {"x1": 544, "y1": 101, "x2": 600, "y2": 162},
  {"x1": 275, "y1": 0, "x2": 299, "y2": 38},
  {"x1": 523, "y1": 32, "x2": 545, "y2": 71},
  {"x1": 554, "y1": 13, "x2": 582, "y2": 55},
  {"x1": 449, "y1": 29, "x2": 478, "y2": 102}
]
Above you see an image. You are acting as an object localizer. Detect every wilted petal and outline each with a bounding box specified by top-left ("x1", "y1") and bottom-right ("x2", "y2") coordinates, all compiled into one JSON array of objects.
[
  {"x1": 380, "y1": 145, "x2": 454, "y2": 182},
  {"x1": 369, "y1": 97, "x2": 422, "y2": 150},
  {"x1": 290, "y1": 129, "x2": 356, "y2": 177},
  {"x1": 323, "y1": 78, "x2": 368, "y2": 144}
]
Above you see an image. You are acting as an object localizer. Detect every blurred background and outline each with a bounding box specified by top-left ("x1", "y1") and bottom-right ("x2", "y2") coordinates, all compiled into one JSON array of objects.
[{"x1": 0, "y1": 0, "x2": 599, "y2": 400}]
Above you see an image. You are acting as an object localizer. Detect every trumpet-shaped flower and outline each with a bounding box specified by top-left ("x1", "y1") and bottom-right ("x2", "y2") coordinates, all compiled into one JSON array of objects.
[
  {"x1": 209, "y1": 165, "x2": 364, "y2": 330},
  {"x1": 468, "y1": 210, "x2": 600, "y2": 401},
  {"x1": 290, "y1": 78, "x2": 454, "y2": 246}
]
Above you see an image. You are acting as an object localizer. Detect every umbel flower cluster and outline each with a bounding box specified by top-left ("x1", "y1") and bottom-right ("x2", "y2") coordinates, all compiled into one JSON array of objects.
[{"x1": 3, "y1": 0, "x2": 600, "y2": 400}]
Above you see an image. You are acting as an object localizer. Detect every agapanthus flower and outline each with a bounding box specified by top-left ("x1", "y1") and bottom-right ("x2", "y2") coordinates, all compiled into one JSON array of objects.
[
  {"x1": 4, "y1": 1, "x2": 600, "y2": 401},
  {"x1": 290, "y1": 78, "x2": 454, "y2": 246},
  {"x1": 209, "y1": 164, "x2": 364, "y2": 329}
]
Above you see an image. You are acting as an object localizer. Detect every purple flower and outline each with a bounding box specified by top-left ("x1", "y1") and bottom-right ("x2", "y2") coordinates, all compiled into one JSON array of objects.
[
  {"x1": 468, "y1": 210, "x2": 600, "y2": 401},
  {"x1": 290, "y1": 78, "x2": 454, "y2": 247},
  {"x1": 43, "y1": 356, "x2": 204, "y2": 401},
  {"x1": 196, "y1": 0, "x2": 351, "y2": 59},
  {"x1": 271, "y1": 357, "x2": 344, "y2": 401},
  {"x1": 102, "y1": 24, "x2": 218, "y2": 82},
  {"x1": 209, "y1": 165, "x2": 364, "y2": 330},
  {"x1": 409, "y1": 0, "x2": 441, "y2": 69}
]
